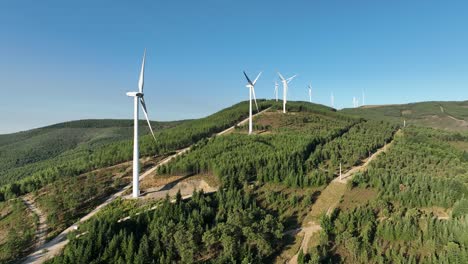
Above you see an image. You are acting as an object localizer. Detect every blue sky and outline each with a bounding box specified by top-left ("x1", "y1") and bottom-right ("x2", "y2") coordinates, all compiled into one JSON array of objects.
[{"x1": 0, "y1": 0, "x2": 467, "y2": 134}]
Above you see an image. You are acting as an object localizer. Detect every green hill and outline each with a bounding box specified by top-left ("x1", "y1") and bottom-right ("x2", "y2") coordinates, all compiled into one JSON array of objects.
[
  {"x1": 341, "y1": 101, "x2": 468, "y2": 132},
  {"x1": 1, "y1": 100, "x2": 467, "y2": 263},
  {"x1": 0, "y1": 119, "x2": 185, "y2": 188}
]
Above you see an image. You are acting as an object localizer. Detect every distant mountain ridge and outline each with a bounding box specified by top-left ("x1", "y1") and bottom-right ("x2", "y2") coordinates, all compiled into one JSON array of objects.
[
  {"x1": 341, "y1": 100, "x2": 468, "y2": 132},
  {"x1": 0, "y1": 119, "x2": 185, "y2": 186}
]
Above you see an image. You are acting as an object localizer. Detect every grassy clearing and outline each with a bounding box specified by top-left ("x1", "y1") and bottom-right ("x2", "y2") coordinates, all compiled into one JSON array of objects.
[
  {"x1": 304, "y1": 182, "x2": 347, "y2": 223},
  {"x1": 449, "y1": 140, "x2": 468, "y2": 151},
  {"x1": 338, "y1": 186, "x2": 377, "y2": 211}
]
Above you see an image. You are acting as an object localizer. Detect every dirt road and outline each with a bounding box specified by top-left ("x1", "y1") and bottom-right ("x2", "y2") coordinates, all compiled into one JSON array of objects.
[
  {"x1": 288, "y1": 133, "x2": 398, "y2": 264},
  {"x1": 21, "y1": 196, "x2": 48, "y2": 249}
]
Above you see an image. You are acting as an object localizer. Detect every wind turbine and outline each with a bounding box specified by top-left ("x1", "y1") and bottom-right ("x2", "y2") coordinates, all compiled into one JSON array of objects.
[
  {"x1": 274, "y1": 81, "x2": 279, "y2": 102},
  {"x1": 278, "y1": 72, "x2": 297, "y2": 113},
  {"x1": 126, "y1": 49, "x2": 157, "y2": 198},
  {"x1": 243, "y1": 71, "x2": 261, "y2": 135},
  {"x1": 307, "y1": 83, "x2": 312, "y2": 103}
]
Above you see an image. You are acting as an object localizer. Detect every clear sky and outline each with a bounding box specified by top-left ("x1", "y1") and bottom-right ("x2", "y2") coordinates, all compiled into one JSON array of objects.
[{"x1": 1, "y1": 0, "x2": 467, "y2": 134}]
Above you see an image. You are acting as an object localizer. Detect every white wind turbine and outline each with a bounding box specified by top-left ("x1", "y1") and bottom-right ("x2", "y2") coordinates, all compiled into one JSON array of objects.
[
  {"x1": 274, "y1": 81, "x2": 279, "y2": 102},
  {"x1": 126, "y1": 49, "x2": 157, "y2": 198},
  {"x1": 278, "y1": 72, "x2": 297, "y2": 113},
  {"x1": 243, "y1": 71, "x2": 261, "y2": 135},
  {"x1": 307, "y1": 83, "x2": 312, "y2": 103}
]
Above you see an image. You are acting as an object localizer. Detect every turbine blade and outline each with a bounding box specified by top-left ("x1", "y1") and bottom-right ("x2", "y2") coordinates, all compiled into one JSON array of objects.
[
  {"x1": 277, "y1": 72, "x2": 285, "y2": 81},
  {"x1": 243, "y1": 71, "x2": 253, "y2": 86},
  {"x1": 138, "y1": 49, "x2": 146, "y2": 93},
  {"x1": 252, "y1": 71, "x2": 262, "y2": 85},
  {"x1": 286, "y1": 74, "x2": 297, "y2": 83},
  {"x1": 140, "y1": 97, "x2": 157, "y2": 142},
  {"x1": 252, "y1": 87, "x2": 259, "y2": 112}
]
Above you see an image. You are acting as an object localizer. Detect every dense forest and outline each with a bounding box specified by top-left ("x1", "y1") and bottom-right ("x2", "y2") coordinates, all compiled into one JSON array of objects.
[
  {"x1": 304, "y1": 127, "x2": 468, "y2": 263},
  {"x1": 159, "y1": 109, "x2": 396, "y2": 188},
  {"x1": 46, "y1": 188, "x2": 284, "y2": 264}
]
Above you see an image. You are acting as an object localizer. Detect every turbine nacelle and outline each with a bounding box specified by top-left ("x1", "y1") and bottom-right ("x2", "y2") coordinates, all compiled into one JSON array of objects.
[{"x1": 126, "y1": 92, "x2": 143, "y2": 97}]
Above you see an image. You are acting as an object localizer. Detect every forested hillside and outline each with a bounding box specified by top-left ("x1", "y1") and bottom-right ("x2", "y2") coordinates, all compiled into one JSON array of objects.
[
  {"x1": 44, "y1": 102, "x2": 402, "y2": 263},
  {"x1": 307, "y1": 127, "x2": 468, "y2": 263},
  {"x1": 2, "y1": 100, "x2": 466, "y2": 263},
  {"x1": 342, "y1": 101, "x2": 468, "y2": 132},
  {"x1": 0, "y1": 101, "x2": 272, "y2": 201},
  {"x1": 0, "y1": 119, "x2": 183, "y2": 187},
  {"x1": 0, "y1": 101, "x2": 273, "y2": 262}
]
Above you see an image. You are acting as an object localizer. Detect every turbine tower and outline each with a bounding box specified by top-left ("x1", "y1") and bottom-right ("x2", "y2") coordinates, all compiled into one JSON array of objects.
[
  {"x1": 274, "y1": 81, "x2": 279, "y2": 102},
  {"x1": 308, "y1": 83, "x2": 312, "y2": 103},
  {"x1": 278, "y1": 72, "x2": 297, "y2": 113},
  {"x1": 126, "y1": 49, "x2": 157, "y2": 198},
  {"x1": 243, "y1": 71, "x2": 261, "y2": 135}
]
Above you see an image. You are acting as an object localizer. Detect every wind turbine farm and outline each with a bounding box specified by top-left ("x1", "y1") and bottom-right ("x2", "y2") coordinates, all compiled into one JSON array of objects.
[{"x1": 1, "y1": 1, "x2": 467, "y2": 264}]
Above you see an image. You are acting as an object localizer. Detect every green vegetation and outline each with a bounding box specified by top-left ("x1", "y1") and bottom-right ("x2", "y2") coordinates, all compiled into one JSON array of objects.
[
  {"x1": 159, "y1": 104, "x2": 364, "y2": 187},
  {"x1": 0, "y1": 199, "x2": 36, "y2": 263},
  {"x1": 36, "y1": 164, "x2": 131, "y2": 238},
  {"x1": 43, "y1": 101, "x2": 405, "y2": 263},
  {"x1": 306, "y1": 127, "x2": 468, "y2": 263},
  {"x1": 46, "y1": 188, "x2": 284, "y2": 264},
  {"x1": 3, "y1": 100, "x2": 466, "y2": 263},
  {"x1": 0, "y1": 119, "x2": 183, "y2": 200},
  {"x1": 0, "y1": 101, "x2": 272, "y2": 201},
  {"x1": 341, "y1": 101, "x2": 468, "y2": 132}
]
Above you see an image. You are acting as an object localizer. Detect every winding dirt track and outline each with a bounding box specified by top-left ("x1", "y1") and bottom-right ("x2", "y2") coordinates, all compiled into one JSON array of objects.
[
  {"x1": 21, "y1": 196, "x2": 48, "y2": 249},
  {"x1": 288, "y1": 133, "x2": 398, "y2": 264},
  {"x1": 22, "y1": 108, "x2": 270, "y2": 264}
]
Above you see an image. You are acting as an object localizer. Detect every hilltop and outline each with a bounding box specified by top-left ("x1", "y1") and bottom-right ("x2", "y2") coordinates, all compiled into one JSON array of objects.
[{"x1": 341, "y1": 101, "x2": 468, "y2": 132}]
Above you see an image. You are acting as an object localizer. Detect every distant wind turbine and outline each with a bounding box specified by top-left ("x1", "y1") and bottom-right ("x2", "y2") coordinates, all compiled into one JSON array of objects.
[
  {"x1": 126, "y1": 49, "x2": 157, "y2": 198},
  {"x1": 278, "y1": 72, "x2": 297, "y2": 113},
  {"x1": 243, "y1": 71, "x2": 261, "y2": 135},
  {"x1": 307, "y1": 83, "x2": 312, "y2": 103},
  {"x1": 274, "y1": 81, "x2": 279, "y2": 102}
]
